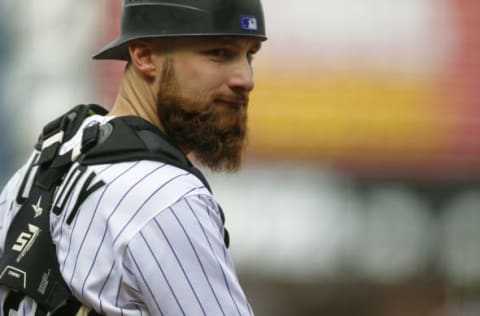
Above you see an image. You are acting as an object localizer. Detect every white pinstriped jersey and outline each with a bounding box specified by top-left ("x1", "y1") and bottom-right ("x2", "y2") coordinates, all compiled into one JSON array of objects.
[{"x1": 0, "y1": 115, "x2": 254, "y2": 315}]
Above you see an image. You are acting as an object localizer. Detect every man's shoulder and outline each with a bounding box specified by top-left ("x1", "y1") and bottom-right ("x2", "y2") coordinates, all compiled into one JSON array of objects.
[
  {"x1": 89, "y1": 160, "x2": 212, "y2": 216},
  {"x1": 98, "y1": 160, "x2": 208, "y2": 193}
]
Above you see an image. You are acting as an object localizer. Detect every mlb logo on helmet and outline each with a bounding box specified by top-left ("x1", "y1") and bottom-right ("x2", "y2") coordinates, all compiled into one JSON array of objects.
[{"x1": 241, "y1": 16, "x2": 258, "y2": 31}]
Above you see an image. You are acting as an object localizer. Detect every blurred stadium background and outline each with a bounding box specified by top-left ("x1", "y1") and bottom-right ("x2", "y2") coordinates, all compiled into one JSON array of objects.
[{"x1": 1, "y1": 0, "x2": 480, "y2": 315}]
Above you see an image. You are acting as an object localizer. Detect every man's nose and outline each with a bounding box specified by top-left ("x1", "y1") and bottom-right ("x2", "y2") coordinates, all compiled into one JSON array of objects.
[{"x1": 226, "y1": 60, "x2": 255, "y2": 93}]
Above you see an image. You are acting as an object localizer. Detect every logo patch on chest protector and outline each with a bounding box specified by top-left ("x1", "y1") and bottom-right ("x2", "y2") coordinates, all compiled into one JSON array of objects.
[{"x1": 11, "y1": 224, "x2": 41, "y2": 262}]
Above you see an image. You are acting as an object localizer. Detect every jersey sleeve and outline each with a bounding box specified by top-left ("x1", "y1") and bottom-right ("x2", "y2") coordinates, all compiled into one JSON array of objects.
[
  {"x1": 0, "y1": 164, "x2": 29, "y2": 257},
  {"x1": 122, "y1": 194, "x2": 253, "y2": 316}
]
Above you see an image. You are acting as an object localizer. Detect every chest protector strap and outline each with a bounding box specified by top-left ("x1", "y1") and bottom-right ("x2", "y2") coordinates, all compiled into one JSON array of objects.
[{"x1": 0, "y1": 104, "x2": 228, "y2": 315}]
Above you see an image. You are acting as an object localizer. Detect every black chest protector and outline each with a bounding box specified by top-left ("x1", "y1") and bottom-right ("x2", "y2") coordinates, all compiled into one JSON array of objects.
[{"x1": 0, "y1": 104, "x2": 229, "y2": 315}]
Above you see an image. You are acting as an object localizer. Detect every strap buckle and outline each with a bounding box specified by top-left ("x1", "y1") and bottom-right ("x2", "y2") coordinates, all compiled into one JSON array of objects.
[
  {"x1": 71, "y1": 123, "x2": 100, "y2": 162},
  {"x1": 41, "y1": 130, "x2": 64, "y2": 150},
  {"x1": 36, "y1": 115, "x2": 71, "y2": 166}
]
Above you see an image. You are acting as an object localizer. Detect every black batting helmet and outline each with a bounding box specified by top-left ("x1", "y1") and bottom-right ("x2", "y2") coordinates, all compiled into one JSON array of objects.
[{"x1": 93, "y1": 0, "x2": 267, "y2": 61}]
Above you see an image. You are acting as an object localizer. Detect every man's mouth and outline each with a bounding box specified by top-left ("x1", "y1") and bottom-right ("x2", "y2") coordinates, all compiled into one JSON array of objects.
[{"x1": 215, "y1": 97, "x2": 248, "y2": 108}]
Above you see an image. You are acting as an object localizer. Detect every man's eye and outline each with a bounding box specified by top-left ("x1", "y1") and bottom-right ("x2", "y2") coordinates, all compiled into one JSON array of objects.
[
  {"x1": 208, "y1": 49, "x2": 230, "y2": 59},
  {"x1": 209, "y1": 48, "x2": 227, "y2": 57}
]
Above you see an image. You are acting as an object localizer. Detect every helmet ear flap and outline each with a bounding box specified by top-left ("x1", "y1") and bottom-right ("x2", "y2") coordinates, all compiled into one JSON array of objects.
[{"x1": 93, "y1": 0, "x2": 267, "y2": 61}]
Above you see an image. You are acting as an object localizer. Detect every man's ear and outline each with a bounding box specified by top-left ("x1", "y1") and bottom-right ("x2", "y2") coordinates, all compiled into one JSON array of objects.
[{"x1": 128, "y1": 40, "x2": 156, "y2": 78}]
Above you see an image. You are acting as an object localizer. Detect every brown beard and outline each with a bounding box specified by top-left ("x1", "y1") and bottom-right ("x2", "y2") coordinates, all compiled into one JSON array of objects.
[{"x1": 156, "y1": 58, "x2": 248, "y2": 172}]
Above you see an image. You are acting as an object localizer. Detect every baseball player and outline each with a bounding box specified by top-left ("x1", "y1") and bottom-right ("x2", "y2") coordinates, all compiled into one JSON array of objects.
[{"x1": 0, "y1": 0, "x2": 267, "y2": 315}]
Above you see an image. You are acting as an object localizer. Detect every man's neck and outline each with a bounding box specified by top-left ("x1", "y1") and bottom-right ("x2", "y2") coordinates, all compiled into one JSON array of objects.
[{"x1": 109, "y1": 66, "x2": 163, "y2": 130}]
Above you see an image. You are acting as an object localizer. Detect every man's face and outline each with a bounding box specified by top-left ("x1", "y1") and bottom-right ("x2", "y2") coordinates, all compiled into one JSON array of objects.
[{"x1": 155, "y1": 37, "x2": 262, "y2": 172}]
